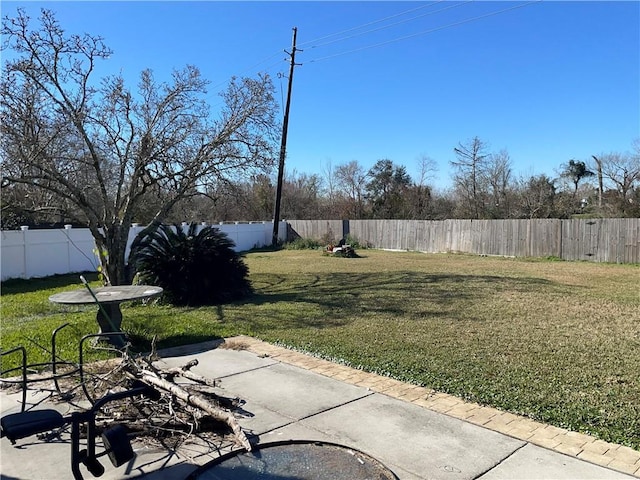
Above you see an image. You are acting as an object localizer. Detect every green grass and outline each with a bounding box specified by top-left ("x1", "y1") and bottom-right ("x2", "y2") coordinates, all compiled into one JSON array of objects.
[{"x1": 2, "y1": 250, "x2": 639, "y2": 449}]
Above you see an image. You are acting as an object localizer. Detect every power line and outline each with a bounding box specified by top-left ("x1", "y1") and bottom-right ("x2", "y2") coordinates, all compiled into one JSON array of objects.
[
  {"x1": 221, "y1": 2, "x2": 455, "y2": 85},
  {"x1": 297, "y1": 2, "x2": 442, "y2": 48},
  {"x1": 308, "y1": 1, "x2": 542, "y2": 64},
  {"x1": 208, "y1": 2, "x2": 465, "y2": 92},
  {"x1": 307, "y1": 1, "x2": 472, "y2": 50}
]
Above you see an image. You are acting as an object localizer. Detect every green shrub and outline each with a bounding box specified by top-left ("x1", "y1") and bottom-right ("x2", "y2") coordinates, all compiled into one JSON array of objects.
[
  {"x1": 344, "y1": 233, "x2": 370, "y2": 249},
  {"x1": 130, "y1": 223, "x2": 252, "y2": 306},
  {"x1": 285, "y1": 238, "x2": 322, "y2": 250}
]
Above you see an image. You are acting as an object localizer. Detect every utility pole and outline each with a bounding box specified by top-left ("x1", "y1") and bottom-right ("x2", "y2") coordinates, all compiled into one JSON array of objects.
[{"x1": 272, "y1": 27, "x2": 300, "y2": 247}]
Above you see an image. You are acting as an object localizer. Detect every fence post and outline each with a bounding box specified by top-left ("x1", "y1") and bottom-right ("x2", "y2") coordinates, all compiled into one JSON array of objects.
[
  {"x1": 64, "y1": 224, "x2": 72, "y2": 275},
  {"x1": 558, "y1": 219, "x2": 564, "y2": 260},
  {"x1": 20, "y1": 226, "x2": 29, "y2": 279},
  {"x1": 342, "y1": 220, "x2": 350, "y2": 240}
]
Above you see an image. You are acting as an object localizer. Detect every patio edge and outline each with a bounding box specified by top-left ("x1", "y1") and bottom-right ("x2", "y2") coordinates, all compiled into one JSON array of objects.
[{"x1": 225, "y1": 335, "x2": 640, "y2": 479}]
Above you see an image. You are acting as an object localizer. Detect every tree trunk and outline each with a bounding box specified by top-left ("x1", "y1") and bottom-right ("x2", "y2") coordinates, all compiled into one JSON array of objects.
[{"x1": 102, "y1": 222, "x2": 132, "y2": 286}]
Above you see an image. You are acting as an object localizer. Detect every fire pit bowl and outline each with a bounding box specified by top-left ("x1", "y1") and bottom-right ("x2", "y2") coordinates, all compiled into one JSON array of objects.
[{"x1": 187, "y1": 440, "x2": 398, "y2": 479}]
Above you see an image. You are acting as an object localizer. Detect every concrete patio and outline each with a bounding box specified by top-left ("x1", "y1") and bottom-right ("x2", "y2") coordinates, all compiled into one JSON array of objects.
[{"x1": 1, "y1": 336, "x2": 638, "y2": 479}]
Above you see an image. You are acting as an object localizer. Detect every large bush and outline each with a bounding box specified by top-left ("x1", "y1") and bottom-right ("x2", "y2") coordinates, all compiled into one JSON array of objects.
[{"x1": 130, "y1": 223, "x2": 252, "y2": 306}]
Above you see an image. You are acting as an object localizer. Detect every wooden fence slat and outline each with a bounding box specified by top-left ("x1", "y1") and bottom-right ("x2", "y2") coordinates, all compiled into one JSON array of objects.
[{"x1": 286, "y1": 218, "x2": 639, "y2": 263}]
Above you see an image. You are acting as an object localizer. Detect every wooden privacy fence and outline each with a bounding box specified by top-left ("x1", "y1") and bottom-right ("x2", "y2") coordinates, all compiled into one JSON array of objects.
[{"x1": 286, "y1": 218, "x2": 640, "y2": 264}]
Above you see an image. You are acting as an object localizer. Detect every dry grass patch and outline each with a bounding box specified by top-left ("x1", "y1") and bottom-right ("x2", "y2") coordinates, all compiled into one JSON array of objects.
[{"x1": 218, "y1": 338, "x2": 250, "y2": 351}]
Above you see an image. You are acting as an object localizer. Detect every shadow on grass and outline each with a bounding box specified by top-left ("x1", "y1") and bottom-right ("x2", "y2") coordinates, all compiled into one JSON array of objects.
[
  {"x1": 247, "y1": 271, "x2": 556, "y2": 306},
  {"x1": 156, "y1": 334, "x2": 224, "y2": 351},
  {"x1": 1, "y1": 272, "x2": 99, "y2": 294},
  {"x1": 126, "y1": 332, "x2": 225, "y2": 355},
  {"x1": 227, "y1": 271, "x2": 560, "y2": 331},
  {"x1": 125, "y1": 333, "x2": 225, "y2": 357}
]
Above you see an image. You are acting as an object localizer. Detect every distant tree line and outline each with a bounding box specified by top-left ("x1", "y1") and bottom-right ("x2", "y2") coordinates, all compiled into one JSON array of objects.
[
  {"x1": 4, "y1": 136, "x2": 639, "y2": 228},
  {"x1": 130, "y1": 136, "x2": 640, "y2": 222},
  {"x1": 198, "y1": 136, "x2": 639, "y2": 222}
]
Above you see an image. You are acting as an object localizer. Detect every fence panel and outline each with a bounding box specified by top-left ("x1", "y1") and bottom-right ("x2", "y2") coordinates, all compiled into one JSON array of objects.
[
  {"x1": 1, "y1": 222, "x2": 286, "y2": 281},
  {"x1": 589, "y1": 218, "x2": 640, "y2": 263},
  {"x1": 0, "y1": 227, "x2": 98, "y2": 281},
  {"x1": 64, "y1": 227, "x2": 100, "y2": 273},
  {"x1": 562, "y1": 219, "x2": 594, "y2": 261},
  {"x1": 1, "y1": 230, "x2": 27, "y2": 279},
  {"x1": 286, "y1": 218, "x2": 639, "y2": 263},
  {"x1": 348, "y1": 220, "x2": 374, "y2": 247},
  {"x1": 287, "y1": 220, "x2": 344, "y2": 243},
  {"x1": 528, "y1": 219, "x2": 562, "y2": 258},
  {"x1": 621, "y1": 217, "x2": 640, "y2": 263},
  {"x1": 216, "y1": 221, "x2": 280, "y2": 252}
]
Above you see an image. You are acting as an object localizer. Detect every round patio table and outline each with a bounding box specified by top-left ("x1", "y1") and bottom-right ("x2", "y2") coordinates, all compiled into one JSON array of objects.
[{"x1": 49, "y1": 285, "x2": 163, "y2": 347}]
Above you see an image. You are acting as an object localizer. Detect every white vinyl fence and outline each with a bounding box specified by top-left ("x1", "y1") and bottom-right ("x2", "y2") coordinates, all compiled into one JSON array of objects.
[{"x1": 1, "y1": 221, "x2": 286, "y2": 281}]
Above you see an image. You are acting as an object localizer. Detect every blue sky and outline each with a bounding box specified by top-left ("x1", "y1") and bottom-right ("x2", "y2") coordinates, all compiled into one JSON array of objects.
[{"x1": 3, "y1": 1, "x2": 639, "y2": 190}]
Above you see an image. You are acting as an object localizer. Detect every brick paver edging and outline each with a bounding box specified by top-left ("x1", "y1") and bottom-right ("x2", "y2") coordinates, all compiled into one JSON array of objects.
[{"x1": 226, "y1": 336, "x2": 640, "y2": 478}]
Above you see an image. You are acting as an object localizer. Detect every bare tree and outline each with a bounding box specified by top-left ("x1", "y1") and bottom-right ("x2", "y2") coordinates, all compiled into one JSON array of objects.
[
  {"x1": 483, "y1": 149, "x2": 513, "y2": 218},
  {"x1": 591, "y1": 151, "x2": 640, "y2": 215},
  {"x1": 321, "y1": 159, "x2": 339, "y2": 216},
  {"x1": 415, "y1": 154, "x2": 438, "y2": 187},
  {"x1": 334, "y1": 160, "x2": 368, "y2": 219},
  {"x1": 406, "y1": 154, "x2": 437, "y2": 220},
  {"x1": 0, "y1": 181, "x2": 71, "y2": 228},
  {"x1": 281, "y1": 170, "x2": 323, "y2": 219},
  {"x1": 451, "y1": 136, "x2": 490, "y2": 219},
  {"x1": 592, "y1": 155, "x2": 604, "y2": 208},
  {"x1": 516, "y1": 174, "x2": 557, "y2": 219},
  {"x1": 1, "y1": 9, "x2": 279, "y2": 284}
]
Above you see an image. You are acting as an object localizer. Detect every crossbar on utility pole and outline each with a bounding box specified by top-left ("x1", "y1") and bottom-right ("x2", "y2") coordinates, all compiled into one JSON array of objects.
[{"x1": 272, "y1": 27, "x2": 300, "y2": 247}]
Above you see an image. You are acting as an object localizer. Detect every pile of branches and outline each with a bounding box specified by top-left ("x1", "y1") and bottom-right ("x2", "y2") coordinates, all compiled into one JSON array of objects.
[{"x1": 54, "y1": 349, "x2": 252, "y2": 452}]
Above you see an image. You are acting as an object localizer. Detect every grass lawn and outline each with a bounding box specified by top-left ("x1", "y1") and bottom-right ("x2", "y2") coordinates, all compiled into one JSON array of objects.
[{"x1": 1, "y1": 249, "x2": 639, "y2": 449}]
